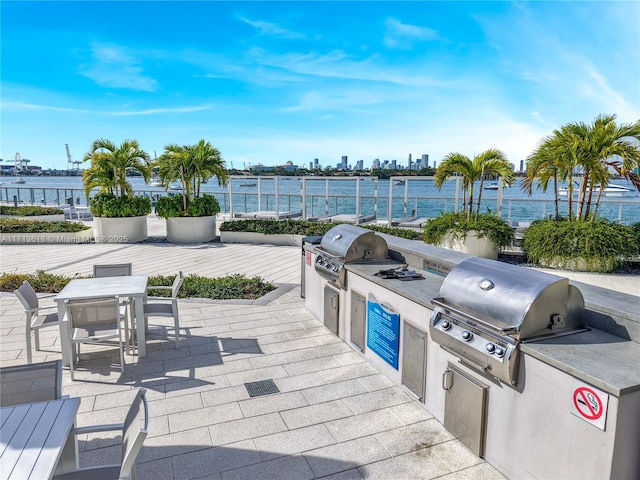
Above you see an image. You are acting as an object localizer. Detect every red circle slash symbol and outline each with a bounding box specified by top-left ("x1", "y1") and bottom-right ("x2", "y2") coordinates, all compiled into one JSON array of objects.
[{"x1": 573, "y1": 387, "x2": 603, "y2": 420}]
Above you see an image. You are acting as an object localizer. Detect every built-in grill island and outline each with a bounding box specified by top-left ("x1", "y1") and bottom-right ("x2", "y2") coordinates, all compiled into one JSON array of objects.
[
  {"x1": 314, "y1": 224, "x2": 388, "y2": 289},
  {"x1": 430, "y1": 256, "x2": 588, "y2": 386},
  {"x1": 304, "y1": 231, "x2": 640, "y2": 479}
]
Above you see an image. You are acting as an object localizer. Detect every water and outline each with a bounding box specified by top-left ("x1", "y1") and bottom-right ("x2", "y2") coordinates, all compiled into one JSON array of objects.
[{"x1": 1, "y1": 175, "x2": 638, "y2": 224}]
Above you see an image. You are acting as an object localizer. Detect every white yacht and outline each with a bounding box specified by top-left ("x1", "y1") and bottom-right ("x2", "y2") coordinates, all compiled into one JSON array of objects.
[{"x1": 559, "y1": 183, "x2": 635, "y2": 197}]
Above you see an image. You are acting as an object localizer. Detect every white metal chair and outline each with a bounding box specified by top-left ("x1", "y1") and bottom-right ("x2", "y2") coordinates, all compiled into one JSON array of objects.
[
  {"x1": 13, "y1": 280, "x2": 61, "y2": 364},
  {"x1": 64, "y1": 297, "x2": 125, "y2": 381},
  {"x1": 93, "y1": 263, "x2": 133, "y2": 278},
  {"x1": 53, "y1": 388, "x2": 149, "y2": 480},
  {"x1": 0, "y1": 360, "x2": 63, "y2": 406},
  {"x1": 143, "y1": 272, "x2": 184, "y2": 348}
]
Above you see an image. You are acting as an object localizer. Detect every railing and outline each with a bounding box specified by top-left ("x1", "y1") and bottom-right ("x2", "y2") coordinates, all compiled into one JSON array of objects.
[{"x1": 2, "y1": 183, "x2": 639, "y2": 225}]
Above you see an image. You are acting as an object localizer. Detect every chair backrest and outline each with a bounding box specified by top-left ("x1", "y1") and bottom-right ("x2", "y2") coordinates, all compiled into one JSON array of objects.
[
  {"x1": 93, "y1": 263, "x2": 133, "y2": 278},
  {"x1": 171, "y1": 271, "x2": 185, "y2": 298},
  {"x1": 120, "y1": 388, "x2": 149, "y2": 478},
  {"x1": 0, "y1": 360, "x2": 62, "y2": 406},
  {"x1": 65, "y1": 297, "x2": 121, "y2": 329},
  {"x1": 13, "y1": 280, "x2": 39, "y2": 312}
]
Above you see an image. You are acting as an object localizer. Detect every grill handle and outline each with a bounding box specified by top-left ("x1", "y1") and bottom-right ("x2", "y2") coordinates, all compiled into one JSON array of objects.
[
  {"x1": 442, "y1": 369, "x2": 453, "y2": 390},
  {"x1": 431, "y1": 297, "x2": 519, "y2": 335}
]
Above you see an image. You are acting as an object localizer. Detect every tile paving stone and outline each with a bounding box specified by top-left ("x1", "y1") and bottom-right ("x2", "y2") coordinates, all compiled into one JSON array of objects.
[
  {"x1": 429, "y1": 439, "x2": 485, "y2": 472},
  {"x1": 254, "y1": 424, "x2": 337, "y2": 461},
  {"x1": 317, "y1": 363, "x2": 379, "y2": 384},
  {"x1": 172, "y1": 439, "x2": 262, "y2": 480},
  {"x1": 164, "y1": 374, "x2": 233, "y2": 397},
  {"x1": 386, "y1": 402, "x2": 434, "y2": 425},
  {"x1": 220, "y1": 453, "x2": 315, "y2": 480},
  {"x1": 146, "y1": 392, "x2": 205, "y2": 417},
  {"x1": 333, "y1": 351, "x2": 367, "y2": 366},
  {"x1": 299, "y1": 342, "x2": 354, "y2": 360},
  {"x1": 139, "y1": 426, "x2": 213, "y2": 462},
  {"x1": 341, "y1": 387, "x2": 413, "y2": 415},
  {"x1": 316, "y1": 468, "x2": 365, "y2": 480},
  {"x1": 169, "y1": 402, "x2": 244, "y2": 433},
  {"x1": 324, "y1": 408, "x2": 404, "y2": 443},
  {"x1": 373, "y1": 419, "x2": 454, "y2": 456},
  {"x1": 225, "y1": 365, "x2": 289, "y2": 387},
  {"x1": 200, "y1": 384, "x2": 252, "y2": 407},
  {"x1": 358, "y1": 447, "x2": 451, "y2": 480},
  {"x1": 355, "y1": 373, "x2": 395, "y2": 392},
  {"x1": 208, "y1": 412, "x2": 288, "y2": 447},
  {"x1": 301, "y1": 379, "x2": 369, "y2": 405},
  {"x1": 279, "y1": 399, "x2": 354, "y2": 430},
  {"x1": 304, "y1": 436, "x2": 391, "y2": 478},
  {"x1": 238, "y1": 390, "x2": 310, "y2": 417},
  {"x1": 268, "y1": 336, "x2": 326, "y2": 354},
  {"x1": 437, "y1": 462, "x2": 508, "y2": 480},
  {"x1": 273, "y1": 371, "x2": 327, "y2": 393},
  {"x1": 137, "y1": 457, "x2": 180, "y2": 480},
  {"x1": 248, "y1": 349, "x2": 309, "y2": 369},
  {"x1": 282, "y1": 356, "x2": 345, "y2": 376}
]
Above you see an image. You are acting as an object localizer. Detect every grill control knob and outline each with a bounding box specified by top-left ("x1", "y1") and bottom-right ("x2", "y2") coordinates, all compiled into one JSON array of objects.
[
  {"x1": 485, "y1": 343, "x2": 495, "y2": 353},
  {"x1": 461, "y1": 330, "x2": 473, "y2": 342},
  {"x1": 441, "y1": 321, "x2": 452, "y2": 331},
  {"x1": 495, "y1": 347, "x2": 505, "y2": 357}
]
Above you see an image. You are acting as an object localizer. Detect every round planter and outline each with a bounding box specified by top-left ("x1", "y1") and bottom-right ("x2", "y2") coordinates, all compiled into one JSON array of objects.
[
  {"x1": 93, "y1": 216, "x2": 148, "y2": 243},
  {"x1": 439, "y1": 229, "x2": 498, "y2": 260},
  {"x1": 165, "y1": 216, "x2": 216, "y2": 243}
]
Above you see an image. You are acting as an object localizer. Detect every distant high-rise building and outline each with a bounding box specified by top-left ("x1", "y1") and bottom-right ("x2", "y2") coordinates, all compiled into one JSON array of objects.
[
  {"x1": 408, "y1": 154, "x2": 412, "y2": 171},
  {"x1": 519, "y1": 160, "x2": 524, "y2": 172},
  {"x1": 309, "y1": 162, "x2": 313, "y2": 170},
  {"x1": 422, "y1": 154, "x2": 429, "y2": 164},
  {"x1": 314, "y1": 158, "x2": 319, "y2": 168},
  {"x1": 372, "y1": 158, "x2": 380, "y2": 169},
  {"x1": 356, "y1": 160, "x2": 364, "y2": 171},
  {"x1": 341, "y1": 156, "x2": 348, "y2": 170},
  {"x1": 391, "y1": 160, "x2": 397, "y2": 169}
]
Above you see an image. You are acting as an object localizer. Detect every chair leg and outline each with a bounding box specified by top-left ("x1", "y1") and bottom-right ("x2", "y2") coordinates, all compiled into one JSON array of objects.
[
  {"x1": 34, "y1": 329, "x2": 41, "y2": 351},
  {"x1": 174, "y1": 316, "x2": 180, "y2": 348},
  {"x1": 26, "y1": 330, "x2": 33, "y2": 364},
  {"x1": 69, "y1": 343, "x2": 75, "y2": 381}
]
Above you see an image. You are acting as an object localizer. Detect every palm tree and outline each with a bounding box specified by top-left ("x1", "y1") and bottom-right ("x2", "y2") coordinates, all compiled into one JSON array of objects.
[
  {"x1": 434, "y1": 149, "x2": 514, "y2": 219},
  {"x1": 525, "y1": 115, "x2": 640, "y2": 221},
  {"x1": 156, "y1": 140, "x2": 228, "y2": 213},
  {"x1": 82, "y1": 139, "x2": 151, "y2": 198}
]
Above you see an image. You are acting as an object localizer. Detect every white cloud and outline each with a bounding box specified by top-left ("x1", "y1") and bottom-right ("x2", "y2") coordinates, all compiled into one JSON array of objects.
[
  {"x1": 78, "y1": 43, "x2": 158, "y2": 92},
  {"x1": 238, "y1": 16, "x2": 305, "y2": 39},
  {"x1": 383, "y1": 18, "x2": 440, "y2": 49},
  {"x1": 1, "y1": 100, "x2": 211, "y2": 116}
]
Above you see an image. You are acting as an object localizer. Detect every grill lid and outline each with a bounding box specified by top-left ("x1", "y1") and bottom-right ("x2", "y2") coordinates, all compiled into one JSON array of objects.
[
  {"x1": 437, "y1": 257, "x2": 585, "y2": 340},
  {"x1": 319, "y1": 224, "x2": 388, "y2": 263}
]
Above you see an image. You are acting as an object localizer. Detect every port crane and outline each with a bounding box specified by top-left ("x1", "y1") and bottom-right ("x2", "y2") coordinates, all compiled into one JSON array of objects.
[
  {"x1": 13, "y1": 153, "x2": 30, "y2": 172},
  {"x1": 66, "y1": 144, "x2": 81, "y2": 170}
]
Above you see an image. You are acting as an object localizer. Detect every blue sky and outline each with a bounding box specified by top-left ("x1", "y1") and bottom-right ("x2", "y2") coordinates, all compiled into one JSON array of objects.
[{"x1": 2, "y1": 1, "x2": 639, "y2": 170}]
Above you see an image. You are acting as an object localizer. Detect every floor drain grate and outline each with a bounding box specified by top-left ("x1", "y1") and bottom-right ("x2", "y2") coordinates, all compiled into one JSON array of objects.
[{"x1": 245, "y1": 379, "x2": 280, "y2": 397}]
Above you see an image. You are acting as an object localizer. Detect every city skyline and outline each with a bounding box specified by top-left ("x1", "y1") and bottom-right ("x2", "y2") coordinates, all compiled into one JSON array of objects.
[{"x1": 2, "y1": 1, "x2": 638, "y2": 170}]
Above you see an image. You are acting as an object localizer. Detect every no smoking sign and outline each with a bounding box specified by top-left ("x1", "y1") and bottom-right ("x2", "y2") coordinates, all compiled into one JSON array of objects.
[{"x1": 570, "y1": 380, "x2": 608, "y2": 430}]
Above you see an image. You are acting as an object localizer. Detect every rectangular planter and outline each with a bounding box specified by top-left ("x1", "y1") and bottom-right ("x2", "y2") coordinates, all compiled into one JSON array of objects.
[
  {"x1": 0, "y1": 229, "x2": 93, "y2": 244},
  {"x1": 220, "y1": 231, "x2": 304, "y2": 246},
  {"x1": 0, "y1": 214, "x2": 66, "y2": 222}
]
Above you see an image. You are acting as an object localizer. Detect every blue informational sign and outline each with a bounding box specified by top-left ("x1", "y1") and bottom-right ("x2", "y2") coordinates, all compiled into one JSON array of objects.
[{"x1": 366, "y1": 297, "x2": 400, "y2": 370}]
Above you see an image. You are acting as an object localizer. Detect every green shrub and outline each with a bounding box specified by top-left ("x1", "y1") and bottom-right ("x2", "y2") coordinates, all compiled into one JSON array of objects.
[
  {"x1": 423, "y1": 212, "x2": 514, "y2": 248},
  {"x1": 218, "y1": 219, "x2": 423, "y2": 240},
  {"x1": 0, "y1": 219, "x2": 90, "y2": 233},
  {"x1": 1, "y1": 271, "x2": 275, "y2": 300},
  {"x1": 155, "y1": 194, "x2": 221, "y2": 218},
  {"x1": 631, "y1": 222, "x2": 640, "y2": 255},
  {"x1": 522, "y1": 218, "x2": 637, "y2": 272},
  {"x1": 90, "y1": 192, "x2": 152, "y2": 217},
  {"x1": 0, "y1": 206, "x2": 64, "y2": 216}
]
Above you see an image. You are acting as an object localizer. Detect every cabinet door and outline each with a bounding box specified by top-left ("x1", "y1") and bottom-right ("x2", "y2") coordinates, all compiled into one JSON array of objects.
[
  {"x1": 350, "y1": 291, "x2": 366, "y2": 352},
  {"x1": 401, "y1": 322, "x2": 427, "y2": 401},
  {"x1": 443, "y1": 364, "x2": 488, "y2": 457},
  {"x1": 324, "y1": 285, "x2": 339, "y2": 335}
]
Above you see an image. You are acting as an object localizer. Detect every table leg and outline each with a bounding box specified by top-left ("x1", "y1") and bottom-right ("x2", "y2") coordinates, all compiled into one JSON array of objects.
[
  {"x1": 135, "y1": 294, "x2": 146, "y2": 357},
  {"x1": 55, "y1": 300, "x2": 71, "y2": 368}
]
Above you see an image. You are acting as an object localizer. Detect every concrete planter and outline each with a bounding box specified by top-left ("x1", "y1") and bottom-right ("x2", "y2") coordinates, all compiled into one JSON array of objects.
[
  {"x1": 0, "y1": 214, "x2": 66, "y2": 222},
  {"x1": 93, "y1": 216, "x2": 148, "y2": 243},
  {"x1": 439, "y1": 229, "x2": 498, "y2": 260},
  {"x1": 166, "y1": 216, "x2": 216, "y2": 243},
  {"x1": 0, "y1": 228, "x2": 93, "y2": 245},
  {"x1": 220, "y1": 231, "x2": 304, "y2": 246}
]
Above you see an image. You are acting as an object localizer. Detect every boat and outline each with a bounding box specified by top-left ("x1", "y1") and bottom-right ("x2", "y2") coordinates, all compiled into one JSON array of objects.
[
  {"x1": 239, "y1": 182, "x2": 257, "y2": 187},
  {"x1": 484, "y1": 182, "x2": 499, "y2": 190},
  {"x1": 559, "y1": 183, "x2": 635, "y2": 197},
  {"x1": 11, "y1": 176, "x2": 26, "y2": 184},
  {"x1": 147, "y1": 178, "x2": 163, "y2": 187},
  {"x1": 392, "y1": 179, "x2": 405, "y2": 186}
]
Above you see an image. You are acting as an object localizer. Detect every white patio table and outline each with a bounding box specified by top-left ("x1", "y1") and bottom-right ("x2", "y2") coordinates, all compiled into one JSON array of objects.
[
  {"x1": 0, "y1": 397, "x2": 81, "y2": 480},
  {"x1": 54, "y1": 275, "x2": 149, "y2": 366}
]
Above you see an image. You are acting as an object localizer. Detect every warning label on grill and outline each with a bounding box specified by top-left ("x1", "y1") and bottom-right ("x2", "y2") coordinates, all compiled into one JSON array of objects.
[
  {"x1": 366, "y1": 296, "x2": 400, "y2": 370},
  {"x1": 570, "y1": 380, "x2": 608, "y2": 430}
]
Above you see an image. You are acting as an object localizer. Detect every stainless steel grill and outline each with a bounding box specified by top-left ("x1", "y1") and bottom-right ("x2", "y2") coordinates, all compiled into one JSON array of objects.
[
  {"x1": 314, "y1": 224, "x2": 388, "y2": 288},
  {"x1": 430, "y1": 257, "x2": 587, "y2": 386}
]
